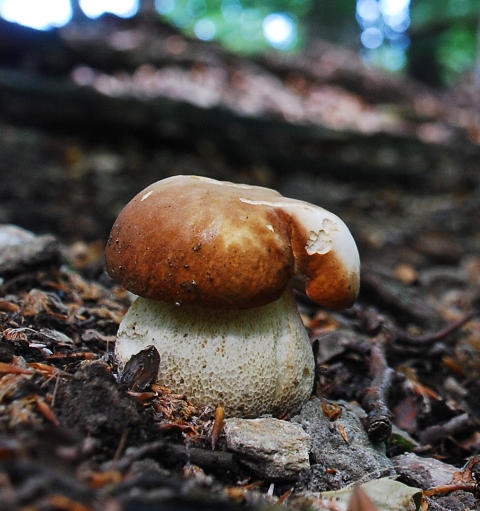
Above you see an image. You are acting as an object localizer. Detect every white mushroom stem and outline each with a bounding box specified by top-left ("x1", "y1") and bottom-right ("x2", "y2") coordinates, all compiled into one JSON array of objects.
[{"x1": 115, "y1": 286, "x2": 315, "y2": 418}]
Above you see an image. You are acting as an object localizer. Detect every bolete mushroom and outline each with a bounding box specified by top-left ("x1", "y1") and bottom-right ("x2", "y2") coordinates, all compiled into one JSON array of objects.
[{"x1": 106, "y1": 175, "x2": 360, "y2": 418}]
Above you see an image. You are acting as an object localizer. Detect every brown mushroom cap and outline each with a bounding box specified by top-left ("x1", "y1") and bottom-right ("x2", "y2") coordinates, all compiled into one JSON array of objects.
[{"x1": 105, "y1": 175, "x2": 360, "y2": 310}]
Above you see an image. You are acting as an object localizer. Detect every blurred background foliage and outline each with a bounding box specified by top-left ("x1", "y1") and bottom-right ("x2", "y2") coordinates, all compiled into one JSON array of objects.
[
  {"x1": 409, "y1": 0, "x2": 480, "y2": 85},
  {"x1": 1, "y1": 0, "x2": 480, "y2": 87}
]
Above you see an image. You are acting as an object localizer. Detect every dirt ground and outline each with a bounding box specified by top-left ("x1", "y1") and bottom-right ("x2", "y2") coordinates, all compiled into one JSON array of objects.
[{"x1": 0, "y1": 133, "x2": 479, "y2": 510}]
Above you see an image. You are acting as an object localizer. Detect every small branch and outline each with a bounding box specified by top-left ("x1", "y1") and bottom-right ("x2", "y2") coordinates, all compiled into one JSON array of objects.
[
  {"x1": 361, "y1": 331, "x2": 394, "y2": 443},
  {"x1": 423, "y1": 482, "x2": 477, "y2": 498},
  {"x1": 109, "y1": 438, "x2": 240, "y2": 477},
  {"x1": 395, "y1": 309, "x2": 477, "y2": 347},
  {"x1": 419, "y1": 413, "x2": 476, "y2": 446}
]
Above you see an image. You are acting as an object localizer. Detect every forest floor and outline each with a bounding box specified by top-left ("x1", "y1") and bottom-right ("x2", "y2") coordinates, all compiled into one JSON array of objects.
[{"x1": 0, "y1": 125, "x2": 479, "y2": 511}]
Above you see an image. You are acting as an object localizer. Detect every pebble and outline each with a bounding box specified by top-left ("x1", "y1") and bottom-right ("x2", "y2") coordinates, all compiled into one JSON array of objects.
[
  {"x1": 392, "y1": 452, "x2": 457, "y2": 489},
  {"x1": 0, "y1": 224, "x2": 62, "y2": 277},
  {"x1": 223, "y1": 417, "x2": 312, "y2": 481},
  {"x1": 0, "y1": 225, "x2": 35, "y2": 246}
]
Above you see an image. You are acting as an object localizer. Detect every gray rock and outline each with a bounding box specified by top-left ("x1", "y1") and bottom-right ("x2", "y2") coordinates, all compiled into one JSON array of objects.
[
  {"x1": 0, "y1": 225, "x2": 35, "y2": 246},
  {"x1": 223, "y1": 417, "x2": 312, "y2": 481},
  {"x1": 0, "y1": 225, "x2": 62, "y2": 277},
  {"x1": 392, "y1": 453, "x2": 457, "y2": 490},
  {"x1": 292, "y1": 398, "x2": 396, "y2": 491},
  {"x1": 427, "y1": 491, "x2": 477, "y2": 511}
]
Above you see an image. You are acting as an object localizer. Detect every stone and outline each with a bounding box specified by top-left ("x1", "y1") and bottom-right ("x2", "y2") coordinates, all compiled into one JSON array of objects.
[
  {"x1": 292, "y1": 398, "x2": 396, "y2": 491},
  {"x1": 392, "y1": 453, "x2": 457, "y2": 490},
  {"x1": 0, "y1": 225, "x2": 62, "y2": 277},
  {"x1": 223, "y1": 417, "x2": 312, "y2": 481},
  {"x1": 0, "y1": 224, "x2": 35, "y2": 246}
]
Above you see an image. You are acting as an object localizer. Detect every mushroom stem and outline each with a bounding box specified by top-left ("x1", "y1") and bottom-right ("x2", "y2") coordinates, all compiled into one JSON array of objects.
[{"x1": 115, "y1": 286, "x2": 315, "y2": 418}]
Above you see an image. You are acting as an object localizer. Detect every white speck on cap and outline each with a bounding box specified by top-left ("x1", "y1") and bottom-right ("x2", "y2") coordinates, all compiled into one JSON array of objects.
[{"x1": 141, "y1": 190, "x2": 153, "y2": 201}]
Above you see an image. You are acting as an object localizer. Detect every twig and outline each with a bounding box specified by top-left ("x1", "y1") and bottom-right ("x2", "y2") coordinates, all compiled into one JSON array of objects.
[
  {"x1": 361, "y1": 330, "x2": 394, "y2": 442},
  {"x1": 423, "y1": 482, "x2": 477, "y2": 497},
  {"x1": 395, "y1": 309, "x2": 477, "y2": 347},
  {"x1": 112, "y1": 429, "x2": 130, "y2": 463},
  {"x1": 359, "y1": 309, "x2": 477, "y2": 441},
  {"x1": 211, "y1": 405, "x2": 224, "y2": 451},
  {"x1": 419, "y1": 413, "x2": 476, "y2": 446},
  {"x1": 109, "y1": 438, "x2": 240, "y2": 477}
]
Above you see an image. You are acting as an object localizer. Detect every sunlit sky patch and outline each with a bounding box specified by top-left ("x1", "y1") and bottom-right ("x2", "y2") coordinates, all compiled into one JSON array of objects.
[
  {"x1": 80, "y1": 0, "x2": 139, "y2": 19},
  {"x1": 0, "y1": 0, "x2": 72, "y2": 30},
  {"x1": 356, "y1": 0, "x2": 411, "y2": 70},
  {"x1": 361, "y1": 26, "x2": 384, "y2": 50},
  {"x1": 263, "y1": 13, "x2": 297, "y2": 50},
  {"x1": 0, "y1": 0, "x2": 139, "y2": 29},
  {"x1": 194, "y1": 17, "x2": 216, "y2": 40}
]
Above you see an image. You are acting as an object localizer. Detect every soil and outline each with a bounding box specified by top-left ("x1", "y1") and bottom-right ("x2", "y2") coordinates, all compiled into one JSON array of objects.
[{"x1": 0, "y1": 176, "x2": 478, "y2": 510}]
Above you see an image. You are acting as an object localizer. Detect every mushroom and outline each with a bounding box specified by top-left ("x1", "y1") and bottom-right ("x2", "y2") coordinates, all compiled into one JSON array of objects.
[{"x1": 106, "y1": 175, "x2": 360, "y2": 418}]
